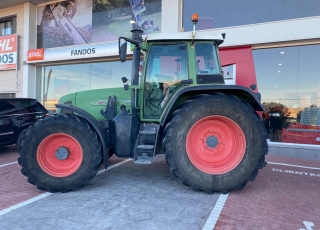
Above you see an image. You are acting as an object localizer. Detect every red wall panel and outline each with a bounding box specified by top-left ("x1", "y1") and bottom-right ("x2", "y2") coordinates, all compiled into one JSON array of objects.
[{"x1": 219, "y1": 46, "x2": 258, "y2": 91}]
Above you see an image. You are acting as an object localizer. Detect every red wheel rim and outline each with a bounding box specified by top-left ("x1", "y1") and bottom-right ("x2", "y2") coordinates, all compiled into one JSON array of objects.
[
  {"x1": 37, "y1": 133, "x2": 83, "y2": 177},
  {"x1": 186, "y1": 115, "x2": 246, "y2": 174}
]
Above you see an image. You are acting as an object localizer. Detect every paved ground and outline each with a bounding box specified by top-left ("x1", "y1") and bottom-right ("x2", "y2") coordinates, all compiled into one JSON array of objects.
[
  {"x1": 216, "y1": 155, "x2": 320, "y2": 229},
  {"x1": 0, "y1": 145, "x2": 319, "y2": 230}
]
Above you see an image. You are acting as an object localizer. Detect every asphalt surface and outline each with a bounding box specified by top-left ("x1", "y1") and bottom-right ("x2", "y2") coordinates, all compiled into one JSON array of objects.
[{"x1": 0, "y1": 145, "x2": 319, "y2": 230}]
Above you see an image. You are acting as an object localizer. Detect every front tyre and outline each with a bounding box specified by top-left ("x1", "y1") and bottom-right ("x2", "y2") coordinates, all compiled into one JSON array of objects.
[
  {"x1": 163, "y1": 93, "x2": 268, "y2": 193},
  {"x1": 18, "y1": 114, "x2": 102, "y2": 193}
]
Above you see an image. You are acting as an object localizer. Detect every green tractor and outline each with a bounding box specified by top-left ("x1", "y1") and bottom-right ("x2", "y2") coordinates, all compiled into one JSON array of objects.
[{"x1": 19, "y1": 21, "x2": 268, "y2": 193}]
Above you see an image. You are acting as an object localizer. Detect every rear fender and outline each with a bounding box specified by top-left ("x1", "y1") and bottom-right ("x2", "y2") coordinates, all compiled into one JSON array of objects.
[
  {"x1": 160, "y1": 85, "x2": 266, "y2": 126},
  {"x1": 56, "y1": 104, "x2": 109, "y2": 168}
]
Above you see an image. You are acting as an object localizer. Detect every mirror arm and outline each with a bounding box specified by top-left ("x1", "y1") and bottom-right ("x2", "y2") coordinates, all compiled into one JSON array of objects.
[{"x1": 118, "y1": 36, "x2": 140, "y2": 52}]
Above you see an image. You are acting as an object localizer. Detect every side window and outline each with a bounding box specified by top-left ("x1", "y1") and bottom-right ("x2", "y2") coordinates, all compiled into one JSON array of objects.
[
  {"x1": 145, "y1": 47, "x2": 188, "y2": 83},
  {"x1": 195, "y1": 43, "x2": 219, "y2": 74},
  {"x1": 0, "y1": 101, "x2": 17, "y2": 127},
  {"x1": 143, "y1": 43, "x2": 188, "y2": 119}
]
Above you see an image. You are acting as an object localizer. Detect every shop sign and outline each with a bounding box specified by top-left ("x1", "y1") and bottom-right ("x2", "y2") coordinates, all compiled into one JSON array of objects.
[
  {"x1": 0, "y1": 34, "x2": 18, "y2": 70},
  {"x1": 27, "y1": 41, "x2": 131, "y2": 63},
  {"x1": 27, "y1": 48, "x2": 44, "y2": 61}
]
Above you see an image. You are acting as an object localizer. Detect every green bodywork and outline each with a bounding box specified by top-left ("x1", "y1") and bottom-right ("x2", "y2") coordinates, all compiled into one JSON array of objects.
[{"x1": 58, "y1": 88, "x2": 132, "y2": 121}]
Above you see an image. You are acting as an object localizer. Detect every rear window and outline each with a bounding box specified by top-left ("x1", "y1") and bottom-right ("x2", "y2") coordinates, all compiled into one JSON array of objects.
[{"x1": 20, "y1": 100, "x2": 45, "y2": 113}]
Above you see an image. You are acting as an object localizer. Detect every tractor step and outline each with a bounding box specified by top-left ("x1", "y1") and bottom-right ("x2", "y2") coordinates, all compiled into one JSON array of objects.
[
  {"x1": 137, "y1": 145, "x2": 154, "y2": 149},
  {"x1": 134, "y1": 123, "x2": 159, "y2": 164},
  {"x1": 139, "y1": 130, "x2": 156, "y2": 135}
]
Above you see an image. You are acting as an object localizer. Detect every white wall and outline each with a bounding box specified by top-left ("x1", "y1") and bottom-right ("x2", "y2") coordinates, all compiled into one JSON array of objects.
[
  {"x1": 161, "y1": 0, "x2": 182, "y2": 33},
  {"x1": 23, "y1": 2, "x2": 37, "y2": 98}
]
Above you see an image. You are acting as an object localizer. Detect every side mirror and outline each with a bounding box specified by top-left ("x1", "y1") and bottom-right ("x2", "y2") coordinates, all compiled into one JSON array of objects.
[{"x1": 120, "y1": 42, "x2": 127, "y2": 63}]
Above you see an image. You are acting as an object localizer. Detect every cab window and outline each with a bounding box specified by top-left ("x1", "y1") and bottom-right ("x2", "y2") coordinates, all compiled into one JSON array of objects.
[
  {"x1": 143, "y1": 43, "x2": 188, "y2": 119},
  {"x1": 195, "y1": 43, "x2": 219, "y2": 74}
]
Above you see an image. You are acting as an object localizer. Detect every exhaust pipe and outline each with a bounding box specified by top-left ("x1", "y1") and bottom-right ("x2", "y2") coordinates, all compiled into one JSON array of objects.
[{"x1": 130, "y1": 30, "x2": 143, "y2": 115}]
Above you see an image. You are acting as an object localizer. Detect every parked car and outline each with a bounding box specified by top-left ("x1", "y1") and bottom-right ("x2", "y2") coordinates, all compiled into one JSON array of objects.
[{"x1": 0, "y1": 98, "x2": 48, "y2": 148}]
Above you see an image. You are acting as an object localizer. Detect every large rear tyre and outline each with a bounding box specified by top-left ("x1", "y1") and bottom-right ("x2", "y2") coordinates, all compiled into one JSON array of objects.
[
  {"x1": 163, "y1": 93, "x2": 268, "y2": 193},
  {"x1": 18, "y1": 114, "x2": 102, "y2": 193}
]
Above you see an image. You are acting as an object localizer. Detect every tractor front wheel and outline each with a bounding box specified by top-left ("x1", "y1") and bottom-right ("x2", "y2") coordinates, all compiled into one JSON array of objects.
[
  {"x1": 163, "y1": 93, "x2": 268, "y2": 193},
  {"x1": 18, "y1": 114, "x2": 102, "y2": 193}
]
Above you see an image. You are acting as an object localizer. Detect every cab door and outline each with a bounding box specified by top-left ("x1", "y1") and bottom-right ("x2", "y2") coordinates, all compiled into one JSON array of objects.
[{"x1": 142, "y1": 43, "x2": 189, "y2": 120}]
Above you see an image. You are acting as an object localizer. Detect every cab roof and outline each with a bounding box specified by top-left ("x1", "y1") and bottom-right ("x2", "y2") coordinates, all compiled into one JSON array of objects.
[{"x1": 143, "y1": 31, "x2": 225, "y2": 43}]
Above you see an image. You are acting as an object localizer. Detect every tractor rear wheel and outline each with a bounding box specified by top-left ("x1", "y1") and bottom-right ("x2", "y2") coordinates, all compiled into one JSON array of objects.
[
  {"x1": 163, "y1": 93, "x2": 268, "y2": 193},
  {"x1": 18, "y1": 114, "x2": 102, "y2": 193}
]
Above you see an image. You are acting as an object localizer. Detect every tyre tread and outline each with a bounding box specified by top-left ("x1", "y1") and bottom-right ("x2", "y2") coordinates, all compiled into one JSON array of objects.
[{"x1": 18, "y1": 114, "x2": 102, "y2": 193}]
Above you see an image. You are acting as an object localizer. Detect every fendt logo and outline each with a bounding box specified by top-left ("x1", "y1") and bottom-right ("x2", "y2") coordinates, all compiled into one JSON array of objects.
[{"x1": 0, "y1": 34, "x2": 18, "y2": 70}]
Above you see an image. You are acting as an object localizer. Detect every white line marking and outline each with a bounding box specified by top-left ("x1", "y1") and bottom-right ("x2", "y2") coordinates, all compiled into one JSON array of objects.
[
  {"x1": 0, "y1": 161, "x2": 18, "y2": 168},
  {"x1": 299, "y1": 221, "x2": 315, "y2": 230},
  {"x1": 268, "y1": 162, "x2": 320, "y2": 170},
  {"x1": 202, "y1": 193, "x2": 229, "y2": 230},
  {"x1": 0, "y1": 159, "x2": 132, "y2": 216},
  {"x1": 97, "y1": 158, "x2": 132, "y2": 175},
  {"x1": 0, "y1": 193, "x2": 51, "y2": 216}
]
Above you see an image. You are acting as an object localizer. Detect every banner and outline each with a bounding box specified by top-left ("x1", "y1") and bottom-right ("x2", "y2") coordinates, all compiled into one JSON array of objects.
[
  {"x1": 92, "y1": 0, "x2": 161, "y2": 43},
  {"x1": 37, "y1": 0, "x2": 93, "y2": 48},
  {"x1": 36, "y1": 0, "x2": 161, "y2": 48},
  {"x1": 0, "y1": 34, "x2": 18, "y2": 70}
]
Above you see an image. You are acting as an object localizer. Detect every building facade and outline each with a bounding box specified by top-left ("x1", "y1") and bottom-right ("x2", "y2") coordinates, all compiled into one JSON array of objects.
[{"x1": 1, "y1": 0, "x2": 320, "y2": 155}]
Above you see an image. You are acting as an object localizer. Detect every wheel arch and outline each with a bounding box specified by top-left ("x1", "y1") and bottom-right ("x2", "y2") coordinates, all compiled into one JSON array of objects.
[
  {"x1": 55, "y1": 104, "x2": 109, "y2": 168},
  {"x1": 160, "y1": 85, "x2": 266, "y2": 126}
]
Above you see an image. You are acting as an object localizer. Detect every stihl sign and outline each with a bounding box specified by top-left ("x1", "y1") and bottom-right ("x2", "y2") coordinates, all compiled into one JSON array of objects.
[
  {"x1": 0, "y1": 34, "x2": 18, "y2": 70},
  {"x1": 27, "y1": 48, "x2": 44, "y2": 61}
]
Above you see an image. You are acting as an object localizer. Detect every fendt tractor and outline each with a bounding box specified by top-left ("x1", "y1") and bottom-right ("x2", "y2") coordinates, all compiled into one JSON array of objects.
[{"x1": 19, "y1": 15, "x2": 268, "y2": 193}]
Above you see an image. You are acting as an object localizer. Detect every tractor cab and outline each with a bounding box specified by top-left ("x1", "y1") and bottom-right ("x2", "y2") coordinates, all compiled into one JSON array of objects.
[{"x1": 118, "y1": 29, "x2": 226, "y2": 121}]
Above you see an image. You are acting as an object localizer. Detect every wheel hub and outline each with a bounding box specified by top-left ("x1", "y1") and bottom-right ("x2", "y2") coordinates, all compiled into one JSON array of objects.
[
  {"x1": 186, "y1": 115, "x2": 246, "y2": 174},
  {"x1": 55, "y1": 147, "x2": 69, "y2": 160},
  {"x1": 205, "y1": 136, "x2": 218, "y2": 148},
  {"x1": 37, "y1": 133, "x2": 83, "y2": 177}
]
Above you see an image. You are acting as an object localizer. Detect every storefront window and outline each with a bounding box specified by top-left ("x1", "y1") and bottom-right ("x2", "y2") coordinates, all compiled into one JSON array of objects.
[
  {"x1": 37, "y1": 0, "x2": 161, "y2": 48},
  {"x1": 183, "y1": 0, "x2": 320, "y2": 31},
  {"x1": 253, "y1": 44, "x2": 320, "y2": 145},
  {"x1": 38, "y1": 60, "x2": 132, "y2": 112}
]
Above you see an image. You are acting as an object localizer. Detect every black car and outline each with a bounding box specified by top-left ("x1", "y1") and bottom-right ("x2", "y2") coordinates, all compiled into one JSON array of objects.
[{"x1": 0, "y1": 98, "x2": 48, "y2": 148}]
